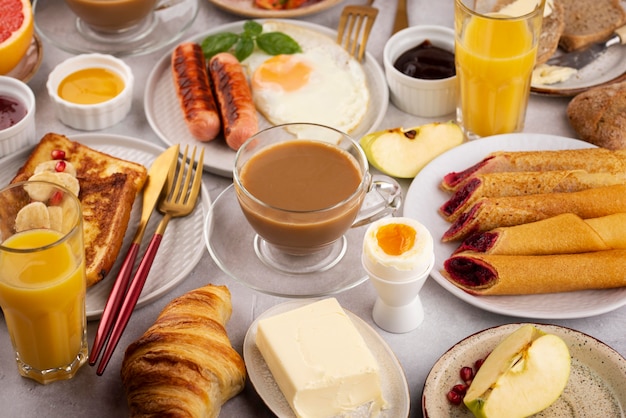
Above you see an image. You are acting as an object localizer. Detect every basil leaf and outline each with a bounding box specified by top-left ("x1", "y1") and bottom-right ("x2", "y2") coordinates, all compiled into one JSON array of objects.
[
  {"x1": 256, "y1": 32, "x2": 302, "y2": 56},
  {"x1": 201, "y1": 32, "x2": 240, "y2": 59},
  {"x1": 243, "y1": 20, "x2": 263, "y2": 37},
  {"x1": 234, "y1": 36, "x2": 255, "y2": 62}
]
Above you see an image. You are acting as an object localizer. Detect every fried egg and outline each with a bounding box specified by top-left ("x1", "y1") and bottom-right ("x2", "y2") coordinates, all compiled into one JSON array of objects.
[
  {"x1": 362, "y1": 217, "x2": 434, "y2": 281},
  {"x1": 242, "y1": 21, "x2": 370, "y2": 138}
]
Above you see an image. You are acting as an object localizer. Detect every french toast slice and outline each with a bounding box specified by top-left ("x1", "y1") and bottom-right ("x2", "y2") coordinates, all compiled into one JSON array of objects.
[{"x1": 11, "y1": 133, "x2": 148, "y2": 287}]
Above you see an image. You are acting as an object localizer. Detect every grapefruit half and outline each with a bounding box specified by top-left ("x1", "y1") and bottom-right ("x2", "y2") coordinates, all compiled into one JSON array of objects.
[{"x1": 0, "y1": 0, "x2": 34, "y2": 75}]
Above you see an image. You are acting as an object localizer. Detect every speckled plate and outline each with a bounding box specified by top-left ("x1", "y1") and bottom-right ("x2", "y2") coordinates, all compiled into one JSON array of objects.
[
  {"x1": 243, "y1": 300, "x2": 410, "y2": 417},
  {"x1": 422, "y1": 323, "x2": 626, "y2": 418}
]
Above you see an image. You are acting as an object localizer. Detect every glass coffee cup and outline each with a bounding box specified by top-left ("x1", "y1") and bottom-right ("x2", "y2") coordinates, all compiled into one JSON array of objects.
[{"x1": 233, "y1": 123, "x2": 402, "y2": 274}]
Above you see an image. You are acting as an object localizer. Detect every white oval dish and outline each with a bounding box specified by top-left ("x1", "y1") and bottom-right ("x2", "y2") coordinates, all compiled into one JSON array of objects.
[
  {"x1": 0, "y1": 76, "x2": 36, "y2": 158},
  {"x1": 46, "y1": 53, "x2": 134, "y2": 131},
  {"x1": 243, "y1": 300, "x2": 410, "y2": 417},
  {"x1": 422, "y1": 323, "x2": 626, "y2": 417}
]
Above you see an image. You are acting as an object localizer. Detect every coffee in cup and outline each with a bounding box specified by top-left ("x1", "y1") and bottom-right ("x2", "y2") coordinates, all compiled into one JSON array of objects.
[{"x1": 64, "y1": 0, "x2": 158, "y2": 33}]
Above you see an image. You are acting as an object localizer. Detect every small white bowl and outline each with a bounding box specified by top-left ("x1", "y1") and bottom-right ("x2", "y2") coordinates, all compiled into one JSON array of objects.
[
  {"x1": 47, "y1": 53, "x2": 134, "y2": 130},
  {"x1": 0, "y1": 76, "x2": 36, "y2": 158},
  {"x1": 383, "y1": 25, "x2": 457, "y2": 118}
]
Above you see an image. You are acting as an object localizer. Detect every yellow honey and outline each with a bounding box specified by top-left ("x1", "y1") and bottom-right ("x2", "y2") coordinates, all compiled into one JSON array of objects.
[{"x1": 58, "y1": 68, "x2": 124, "y2": 104}]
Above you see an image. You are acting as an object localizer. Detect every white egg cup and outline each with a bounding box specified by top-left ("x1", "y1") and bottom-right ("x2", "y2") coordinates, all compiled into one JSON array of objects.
[{"x1": 364, "y1": 253, "x2": 435, "y2": 334}]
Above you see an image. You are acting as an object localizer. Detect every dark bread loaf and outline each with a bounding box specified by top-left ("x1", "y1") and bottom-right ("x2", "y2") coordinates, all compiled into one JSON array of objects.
[
  {"x1": 567, "y1": 81, "x2": 626, "y2": 150},
  {"x1": 559, "y1": 0, "x2": 626, "y2": 51}
]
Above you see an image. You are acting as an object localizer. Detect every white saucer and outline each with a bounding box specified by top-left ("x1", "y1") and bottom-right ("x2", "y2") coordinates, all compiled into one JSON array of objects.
[
  {"x1": 33, "y1": 0, "x2": 198, "y2": 56},
  {"x1": 203, "y1": 185, "x2": 370, "y2": 298}
]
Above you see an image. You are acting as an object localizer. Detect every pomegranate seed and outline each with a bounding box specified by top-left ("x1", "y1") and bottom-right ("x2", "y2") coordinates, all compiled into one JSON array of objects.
[
  {"x1": 49, "y1": 190, "x2": 64, "y2": 206},
  {"x1": 460, "y1": 366, "x2": 474, "y2": 384},
  {"x1": 55, "y1": 160, "x2": 66, "y2": 172},
  {"x1": 446, "y1": 389, "x2": 463, "y2": 405},
  {"x1": 51, "y1": 149, "x2": 66, "y2": 160},
  {"x1": 452, "y1": 383, "x2": 467, "y2": 396},
  {"x1": 475, "y1": 358, "x2": 485, "y2": 371}
]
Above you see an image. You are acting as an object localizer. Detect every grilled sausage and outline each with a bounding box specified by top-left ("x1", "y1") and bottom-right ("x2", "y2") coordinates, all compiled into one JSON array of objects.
[
  {"x1": 208, "y1": 52, "x2": 259, "y2": 151},
  {"x1": 171, "y1": 42, "x2": 221, "y2": 141}
]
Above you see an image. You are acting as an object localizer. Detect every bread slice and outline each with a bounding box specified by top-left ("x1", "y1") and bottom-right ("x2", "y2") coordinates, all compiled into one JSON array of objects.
[
  {"x1": 536, "y1": 0, "x2": 566, "y2": 65},
  {"x1": 559, "y1": 0, "x2": 626, "y2": 51},
  {"x1": 11, "y1": 133, "x2": 148, "y2": 287}
]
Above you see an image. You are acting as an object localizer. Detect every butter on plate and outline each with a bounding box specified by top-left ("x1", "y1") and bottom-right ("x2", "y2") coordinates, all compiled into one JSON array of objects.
[{"x1": 255, "y1": 298, "x2": 387, "y2": 418}]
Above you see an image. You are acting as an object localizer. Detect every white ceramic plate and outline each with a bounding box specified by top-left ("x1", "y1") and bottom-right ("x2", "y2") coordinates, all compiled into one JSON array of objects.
[
  {"x1": 33, "y1": 0, "x2": 198, "y2": 57},
  {"x1": 403, "y1": 133, "x2": 626, "y2": 319},
  {"x1": 531, "y1": 45, "x2": 626, "y2": 96},
  {"x1": 207, "y1": 0, "x2": 344, "y2": 18},
  {"x1": 144, "y1": 19, "x2": 389, "y2": 177},
  {"x1": 422, "y1": 323, "x2": 626, "y2": 417},
  {"x1": 0, "y1": 134, "x2": 210, "y2": 319},
  {"x1": 243, "y1": 300, "x2": 410, "y2": 418}
]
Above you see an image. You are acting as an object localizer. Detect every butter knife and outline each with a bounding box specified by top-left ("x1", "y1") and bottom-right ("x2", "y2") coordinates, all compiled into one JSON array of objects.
[
  {"x1": 546, "y1": 24, "x2": 626, "y2": 70},
  {"x1": 89, "y1": 144, "x2": 180, "y2": 366}
]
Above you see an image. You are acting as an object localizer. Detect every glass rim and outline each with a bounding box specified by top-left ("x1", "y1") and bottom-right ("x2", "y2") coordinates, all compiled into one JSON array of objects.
[
  {"x1": 455, "y1": 0, "x2": 546, "y2": 20},
  {"x1": 233, "y1": 122, "x2": 370, "y2": 215},
  {"x1": 0, "y1": 180, "x2": 82, "y2": 254}
]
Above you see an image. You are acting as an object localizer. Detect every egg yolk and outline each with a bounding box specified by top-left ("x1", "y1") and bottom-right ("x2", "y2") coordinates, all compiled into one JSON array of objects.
[
  {"x1": 375, "y1": 223, "x2": 416, "y2": 256},
  {"x1": 252, "y1": 55, "x2": 311, "y2": 92}
]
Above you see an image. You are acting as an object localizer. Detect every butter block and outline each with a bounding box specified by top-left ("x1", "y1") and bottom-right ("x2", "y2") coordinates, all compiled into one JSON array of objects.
[{"x1": 256, "y1": 298, "x2": 386, "y2": 418}]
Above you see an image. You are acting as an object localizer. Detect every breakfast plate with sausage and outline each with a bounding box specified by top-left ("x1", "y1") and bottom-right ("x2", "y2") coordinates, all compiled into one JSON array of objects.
[
  {"x1": 144, "y1": 19, "x2": 388, "y2": 177},
  {"x1": 207, "y1": 0, "x2": 344, "y2": 18},
  {"x1": 403, "y1": 133, "x2": 626, "y2": 319}
]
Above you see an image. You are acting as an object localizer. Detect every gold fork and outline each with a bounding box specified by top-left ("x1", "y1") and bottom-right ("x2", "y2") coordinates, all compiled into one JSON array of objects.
[
  {"x1": 95, "y1": 145, "x2": 205, "y2": 375},
  {"x1": 337, "y1": 0, "x2": 379, "y2": 62}
]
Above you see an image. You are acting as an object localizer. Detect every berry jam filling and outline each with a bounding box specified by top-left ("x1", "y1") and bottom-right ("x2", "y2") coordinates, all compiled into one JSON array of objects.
[
  {"x1": 455, "y1": 231, "x2": 498, "y2": 254},
  {"x1": 444, "y1": 256, "x2": 495, "y2": 287},
  {"x1": 440, "y1": 177, "x2": 481, "y2": 217},
  {"x1": 442, "y1": 156, "x2": 493, "y2": 189}
]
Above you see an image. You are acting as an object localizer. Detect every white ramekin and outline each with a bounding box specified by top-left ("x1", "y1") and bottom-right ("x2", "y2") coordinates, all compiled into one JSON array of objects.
[
  {"x1": 383, "y1": 25, "x2": 457, "y2": 118},
  {"x1": 0, "y1": 75, "x2": 36, "y2": 157},
  {"x1": 46, "y1": 53, "x2": 134, "y2": 130}
]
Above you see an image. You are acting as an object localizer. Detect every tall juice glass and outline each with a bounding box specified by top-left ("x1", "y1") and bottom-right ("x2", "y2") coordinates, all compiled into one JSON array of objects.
[
  {"x1": 455, "y1": 0, "x2": 545, "y2": 139},
  {"x1": 0, "y1": 181, "x2": 87, "y2": 384}
]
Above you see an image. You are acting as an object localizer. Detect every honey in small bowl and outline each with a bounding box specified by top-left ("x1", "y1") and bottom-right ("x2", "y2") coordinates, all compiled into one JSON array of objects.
[{"x1": 58, "y1": 68, "x2": 125, "y2": 105}]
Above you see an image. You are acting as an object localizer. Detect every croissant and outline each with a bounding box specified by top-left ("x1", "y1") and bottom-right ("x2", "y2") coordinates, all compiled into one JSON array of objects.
[{"x1": 121, "y1": 284, "x2": 246, "y2": 418}]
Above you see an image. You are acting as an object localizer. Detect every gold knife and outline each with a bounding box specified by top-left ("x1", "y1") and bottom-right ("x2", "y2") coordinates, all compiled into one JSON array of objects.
[
  {"x1": 89, "y1": 144, "x2": 180, "y2": 366},
  {"x1": 393, "y1": 0, "x2": 408, "y2": 34}
]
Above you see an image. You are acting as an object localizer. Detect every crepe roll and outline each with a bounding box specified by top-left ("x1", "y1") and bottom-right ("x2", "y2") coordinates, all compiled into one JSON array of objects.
[
  {"x1": 439, "y1": 170, "x2": 626, "y2": 222},
  {"x1": 440, "y1": 148, "x2": 626, "y2": 192},
  {"x1": 442, "y1": 184, "x2": 626, "y2": 242},
  {"x1": 442, "y1": 250, "x2": 626, "y2": 296},
  {"x1": 455, "y1": 213, "x2": 626, "y2": 255}
]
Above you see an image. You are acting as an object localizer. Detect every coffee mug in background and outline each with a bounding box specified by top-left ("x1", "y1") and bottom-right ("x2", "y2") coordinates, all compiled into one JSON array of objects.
[
  {"x1": 234, "y1": 123, "x2": 402, "y2": 274},
  {"x1": 0, "y1": 181, "x2": 88, "y2": 384},
  {"x1": 454, "y1": 0, "x2": 545, "y2": 139},
  {"x1": 64, "y1": 0, "x2": 158, "y2": 36}
]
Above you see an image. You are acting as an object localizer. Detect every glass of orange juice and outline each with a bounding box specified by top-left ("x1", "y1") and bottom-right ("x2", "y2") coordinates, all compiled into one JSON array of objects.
[
  {"x1": 454, "y1": 0, "x2": 545, "y2": 139},
  {"x1": 0, "y1": 181, "x2": 87, "y2": 384}
]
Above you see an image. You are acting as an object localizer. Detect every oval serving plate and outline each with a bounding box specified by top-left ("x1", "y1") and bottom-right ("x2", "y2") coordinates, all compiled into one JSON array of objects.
[
  {"x1": 422, "y1": 323, "x2": 626, "y2": 417},
  {"x1": 403, "y1": 133, "x2": 626, "y2": 319},
  {"x1": 243, "y1": 300, "x2": 410, "y2": 417},
  {"x1": 207, "y1": 0, "x2": 344, "y2": 18},
  {"x1": 144, "y1": 19, "x2": 388, "y2": 177}
]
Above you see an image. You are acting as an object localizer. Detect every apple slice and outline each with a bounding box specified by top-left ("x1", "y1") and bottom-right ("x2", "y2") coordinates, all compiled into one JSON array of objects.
[
  {"x1": 359, "y1": 121, "x2": 463, "y2": 178},
  {"x1": 464, "y1": 324, "x2": 571, "y2": 418}
]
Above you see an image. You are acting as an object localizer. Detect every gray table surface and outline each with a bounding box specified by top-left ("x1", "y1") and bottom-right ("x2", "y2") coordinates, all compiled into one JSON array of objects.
[{"x1": 1, "y1": 0, "x2": 624, "y2": 417}]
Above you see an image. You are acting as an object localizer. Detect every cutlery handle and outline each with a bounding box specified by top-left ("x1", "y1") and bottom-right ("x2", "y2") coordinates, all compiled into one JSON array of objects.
[
  {"x1": 89, "y1": 242, "x2": 140, "y2": 366},
  {"x1": 96, "y1": 232, "x2": 165, "y2": 375},
  {"x1": 393, "y1": 0, "x2": 408, "y2": 34}
]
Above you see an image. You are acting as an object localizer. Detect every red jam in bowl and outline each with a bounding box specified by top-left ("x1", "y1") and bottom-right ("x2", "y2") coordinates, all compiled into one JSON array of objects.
[{"x1": 0, "y1": 95, "x2": 27, "y2": 130}]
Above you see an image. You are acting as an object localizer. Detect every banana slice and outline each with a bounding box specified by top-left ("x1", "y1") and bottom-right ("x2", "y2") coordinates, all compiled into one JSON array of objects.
[
  {"x1": 15, "y1": 202, "x2": 51, "y2": 232},
  {"x1": 34, "y1": 160, "x2": 77, "y2": 177},
  {"x1": 26, "y1": 171, "x2": 80, "y2": 200},
  {"x1": 48, "y1": 206, "x2": 64, "y2": 232}
]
